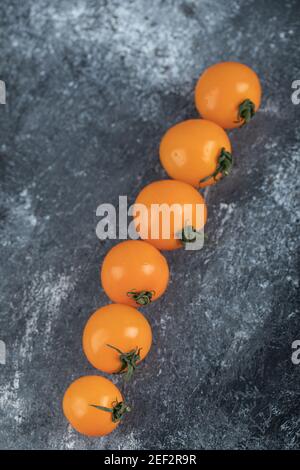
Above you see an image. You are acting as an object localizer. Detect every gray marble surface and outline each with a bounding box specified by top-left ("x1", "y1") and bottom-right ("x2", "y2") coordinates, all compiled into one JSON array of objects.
[{"x1": 0, "y1": 0, "x2": 299, "y2": 450}]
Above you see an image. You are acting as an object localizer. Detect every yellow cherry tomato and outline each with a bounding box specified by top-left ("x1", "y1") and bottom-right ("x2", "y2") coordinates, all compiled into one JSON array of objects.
[
  {"x1": 195, "y1": 61, "x2": 261, "y2": 129},
  {"x1": 101, "y1": 240, "x2": 169, "y2": 306},
  {"x1": 83, "y1": 303, "x2": 152, "y2": 379},
  {"x1": 134, "y1": 179, "x2": 207, "y2": 251},
  {"x1": 160, "y1": 119, "x2": 232, "y2": 188},
  {"x1": 62, "y1": 375, "x2": 130, "y2": 436}
]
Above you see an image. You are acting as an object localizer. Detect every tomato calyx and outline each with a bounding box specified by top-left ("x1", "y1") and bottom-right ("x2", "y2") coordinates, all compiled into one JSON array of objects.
[
  {"x1": 179, "y1": 225, "x2": 205, "y2": 248},
  {"x1": 199, "y1": 148, "x2": 233, "y2": 185},
  {"x1": 236, "y1": 99, "x2": 256, "y2": 126},
  {"x1": 107, "y1": 343, "x2": 142, "y2": 380},
  {"x1": 90, "y1": 399, "x2": 131, "y2": 423},
  {"x1": 111, "y1": 400, "x2": 131, "y2": 422},
  {"x1": 127, "y1": 289, "x2": 155, "y2": 306}
]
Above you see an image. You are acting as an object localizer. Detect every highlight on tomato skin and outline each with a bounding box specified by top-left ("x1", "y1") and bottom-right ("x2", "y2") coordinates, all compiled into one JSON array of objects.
[
  {"x1": 134, "y1": 179, "x2": 207, "y2": 251},
  {"x1": 101, "y1": 240, "x2": 169, "y2": 307},
  {"x1": 62, "y1": 375, "x2": 130, "y2": 437},
  {"x1": 159, "y1": 119, "x2": 232, "y2": 188},
  {"x1": 195, "y1": 61, "x2": 262, "y2": 129},
  {"x1": 83, "y1": 303, "x2": 152, "y2": 379}
]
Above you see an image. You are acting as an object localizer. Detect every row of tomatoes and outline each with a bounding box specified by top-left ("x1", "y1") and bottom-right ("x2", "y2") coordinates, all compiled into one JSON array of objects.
[{"x1": 62, "y1": 62, "x2": 262, "y2": 437}]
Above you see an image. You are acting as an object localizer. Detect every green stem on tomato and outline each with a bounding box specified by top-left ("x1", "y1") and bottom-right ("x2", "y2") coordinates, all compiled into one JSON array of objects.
[
  {"x1": 90, "y1": 399, "x2": 131, "y2": 423},
  {"x1": 106, "y1": 343, "x2": 142, "y2": 381},
  {"x1": 127, "y1": 289, "x2": 155, "y2": 306},
  {"x1": 236, "y1": 98, "x2": 256, "y2": 126},
  {"x1": 199, "y1": 147, "x2": 233, "y2": 184}
]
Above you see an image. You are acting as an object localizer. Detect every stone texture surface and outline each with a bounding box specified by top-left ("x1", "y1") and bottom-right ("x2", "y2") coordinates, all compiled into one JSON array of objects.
[{"x1": 0, "y1": 0, "x2": 299, "y2": 450}]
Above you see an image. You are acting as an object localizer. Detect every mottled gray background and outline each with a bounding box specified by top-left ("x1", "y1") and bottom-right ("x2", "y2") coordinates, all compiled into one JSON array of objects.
[{"x1": 0, "y1": 0, "x2": 299, "y2": 450}]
